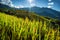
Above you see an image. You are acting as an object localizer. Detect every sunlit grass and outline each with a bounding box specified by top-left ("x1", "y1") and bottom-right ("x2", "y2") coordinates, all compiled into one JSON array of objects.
[{"x1": 0, "y1": 12, "x2": 60, "y2": 40}]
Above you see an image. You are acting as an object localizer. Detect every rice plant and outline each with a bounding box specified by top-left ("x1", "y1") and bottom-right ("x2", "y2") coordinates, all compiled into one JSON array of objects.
[{"x1": 0, "y1": 12, "x2": 60, "y2": 40}]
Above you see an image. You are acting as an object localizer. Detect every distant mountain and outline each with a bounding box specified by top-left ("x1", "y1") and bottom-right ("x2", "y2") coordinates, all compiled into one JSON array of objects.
[
  {"x1": 19, "y1": 6, "x2": 60, "y2": 19},
  {"x1": 0, "y1": 3, "x2": 11, "y2": 9},
  {"x1": 0, "y1": 3, "x2": 60, "y2": 20},
  {"x1": 0, "y1": 3, "x2": 16, "y2": 13}
]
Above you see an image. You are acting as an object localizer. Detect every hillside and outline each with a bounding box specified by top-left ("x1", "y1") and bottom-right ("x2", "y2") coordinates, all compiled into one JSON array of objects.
[
  {"x1": 19, "y1": 6, "x2": 60, "y2": 19},
  {"x1": 0, "y1": 8, "x2": 50, "y2": 21},
  {"x1": 0, "y1": 3, "x2": 60, "y2": 20},
  {"x1": 0, "y1": 12, "x2": 60, "y2": 40},
  {"x1": 0, "y1": 3, "x2": 60, "y2": 40}
]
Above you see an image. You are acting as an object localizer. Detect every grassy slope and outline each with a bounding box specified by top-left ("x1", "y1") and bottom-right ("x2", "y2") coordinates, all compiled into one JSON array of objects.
[
  {"x1": 0, "y1": 9, "x2": 52, "y2": 21},
  {"x1": 0, "y1": 12, "x2": 60, "y2": 40}
]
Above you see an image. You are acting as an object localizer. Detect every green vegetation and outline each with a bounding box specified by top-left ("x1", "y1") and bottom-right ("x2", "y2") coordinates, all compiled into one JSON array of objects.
[
  {"x1": 0, "y1": 9, "x2": 51, "y2": 21},
  {"x1": 0, "y1": 12, "x2": 60, "y2": 40}
]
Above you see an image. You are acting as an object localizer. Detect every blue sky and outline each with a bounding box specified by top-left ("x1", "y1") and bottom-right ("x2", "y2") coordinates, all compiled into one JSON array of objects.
[
  {"x1": 12, "y1": 0, "x2": 60, "y2": 11},
  {"x1": 11, "y1": 0, "x2": 48, "y2": 7},
  {"x1": 0, "y1": 0, "x2": 60, "y2": 11}
]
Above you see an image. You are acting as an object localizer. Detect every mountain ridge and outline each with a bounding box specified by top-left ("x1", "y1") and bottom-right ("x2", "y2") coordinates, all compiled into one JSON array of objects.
[
  {"x1": 0, "y1": 3, "x2": 60, "y2": 20},
  {"x1": 19, "y1": 6, "x2": 60, "y2": 19}
]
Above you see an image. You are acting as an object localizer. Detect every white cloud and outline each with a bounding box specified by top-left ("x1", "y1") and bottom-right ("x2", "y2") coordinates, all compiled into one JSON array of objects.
[
  {"x1": 0, "y1": 0, "x2": 14, "y2": 7},
  {"x1": 30, "y1": 3, "x2": 35, "y2": 7},
  {"x1": 28, "y1": 0, "x2": 33, "y2": 4},
  {"x1": 27, "y1": 0, "x2": 35, "y2": 7},
  {"x1": 48, "y1": 0, "x2": 52, "y2": 2},
  {"x1": 14, "y1": 5, "x2": 24, "y2": 8},
  {"x1": 0, "y1": 0, "x2": 25, "y2": 8},
  {"x1": 15, "y1": 6, "x2": 20, "y2": 8},
  {"x1": 48, "y1": 0, "x2": 54, "y2": 8},
  {"x1": 19, "y1": 5, "x2": 24, "y2": 8},
  {"x1": 48, "y1": 5, "x2": 52, "y2": 8},
  {"x1": 48, "y1": 2, "x2": 54, "y2": 5}
]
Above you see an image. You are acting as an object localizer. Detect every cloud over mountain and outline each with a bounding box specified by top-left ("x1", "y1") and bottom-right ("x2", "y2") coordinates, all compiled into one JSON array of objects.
[
  {"x1": 0, "y1": 0, "x2": 14, "y2": 7},
  {"x1": 0, "y1": 0, "x2": 25, "y2": 8}
]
